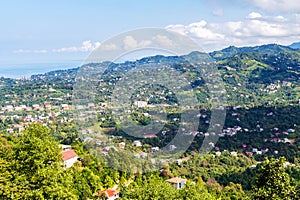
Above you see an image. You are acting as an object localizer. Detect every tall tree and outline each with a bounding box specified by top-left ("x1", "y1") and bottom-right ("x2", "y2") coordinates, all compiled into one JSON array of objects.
[
  {"x1": 253, "y1": 157, "x2": 296, "y2": 200},
  {"x1": 0, "y1": 123, "x2": 77, "y2": 199}
]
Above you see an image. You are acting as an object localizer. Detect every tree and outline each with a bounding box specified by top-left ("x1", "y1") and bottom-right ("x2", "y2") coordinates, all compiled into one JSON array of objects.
[
  {"x1": 121, "y1": 174, "x2": 178, "y2": 200},
  {"x1": 253, "y1": 157, "x2": 296, "y2": 200},
  {"x1": 69, "y1": 163, "x2": 101, "y2": 199},
  {"x1": 179, "y1": 178, "x2": 217, "y2": 200},
  {"x1": 0, "y1": 123, "x2": 77, "y2": 199}
]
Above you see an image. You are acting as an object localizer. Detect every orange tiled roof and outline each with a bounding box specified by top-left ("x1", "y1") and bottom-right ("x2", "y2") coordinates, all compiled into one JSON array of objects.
[
  {"x1": 95, "y1": 189, "x2": 118, "y2": 198},
  {"x1": 62, "y1": 149, "x2": 78, "y2": 161}
]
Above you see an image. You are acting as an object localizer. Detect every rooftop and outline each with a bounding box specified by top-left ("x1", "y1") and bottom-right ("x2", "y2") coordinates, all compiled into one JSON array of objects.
[
  {"x1": 166, "y1": 177, "x2": 187, "y2": 184},
  {"x1": 62, "y1": 149, "x2": 78, "y2": 161}
]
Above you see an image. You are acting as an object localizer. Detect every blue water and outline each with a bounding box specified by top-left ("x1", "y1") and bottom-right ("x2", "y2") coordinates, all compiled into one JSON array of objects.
[{"x1": 0, "y1": 61, "x2": 82, "y2": 78}]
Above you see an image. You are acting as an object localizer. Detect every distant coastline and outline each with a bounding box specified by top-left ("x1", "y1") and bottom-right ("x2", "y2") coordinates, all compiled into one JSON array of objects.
[{"x1": 0, "y1": 61, "x2": 82, "y2": 78}]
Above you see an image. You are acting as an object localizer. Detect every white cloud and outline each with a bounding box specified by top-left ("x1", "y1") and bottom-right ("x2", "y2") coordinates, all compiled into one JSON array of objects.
[
  {"x1": 14, "y1": 40, "x2": 103, "y2": 54},
  {"x1": 13, "y1": 49, "x2": 48, "y2": 54},
  {"x1": 123, "y1": 35, "x2": 152, "y2": 50},
  {"x1": 123, "y1": 36, "x2": 138, "y2": 50},
  {"x1": 52, "y1": 40, "x2": 97, "y2": 53},
  {"x1": 249, "y1": 0, "x2": 300, "y2": 12},
  {"x1": 152, "y1": 35, "x2": 174, "y2": 47},
  {"x1": 242, "y1": 20, "x2": 288, "y2": 37},
  {"x1": 247, "y1": 12, "x2": 262, "y2": 19},
  {"x1": 167, "y1": 20, "x2": 225, "y2": 41},
  {"x1": 166, "y1": 12, "x2": 300, "y2": 51}
]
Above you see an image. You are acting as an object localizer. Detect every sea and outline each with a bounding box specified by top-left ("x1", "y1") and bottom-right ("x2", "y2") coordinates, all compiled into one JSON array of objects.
[{"x1": 0, "y1": 61, "x2": 82, "y2": 79}]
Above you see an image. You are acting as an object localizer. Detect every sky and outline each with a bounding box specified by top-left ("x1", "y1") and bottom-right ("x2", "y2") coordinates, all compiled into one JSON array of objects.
[{"x1": 1, "y1": 0, "x2": 300, "y2": 74}]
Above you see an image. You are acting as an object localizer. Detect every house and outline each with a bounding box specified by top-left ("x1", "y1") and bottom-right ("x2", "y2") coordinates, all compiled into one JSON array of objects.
[
  {"x1": 134, "y1": 101, "x2": 147, "y2": 108},
  {"x1": 62, "y1": 149, "x2": 78, "y2": 168},
  {"x1": 44, "y1": 103, "x2": 52, "y2": 110},
  {"x1": 14, "y1": 106, "x2": 23, "y2": 111},
  {"x1": 283, "y1": 138, "x2": 291, "y2": 143},
  {"x1": 150, "y1": 147, "x2": 159, "y2": 152},
  {"x1": 133, "y1": 140, "x2": 142, "y2": 147},
  {"x1": 166, "y1": 177, "x2": 187, "y2": 189},
  {"x1": 119, "y1": 142, "x2": 126, "y2": 149},
  {"x1": 287, "y1": 129, "x2": 295, "y2": 133},
  {"x1": 5, "y1": 105, "x2": 14, "y2": 112},
  {"x1": 215, "y1": 151, "x2": 222, "y2": 156},
  {"x1": 252, "y1": 148, "x2": 258, "y2": 153},
  {"x1": 61, "y1": 104, "x2": 69, "y2": 110},
  {"x1": 32, "y1": 104, "x2": 40, "y2": 110},
  {"x1": 95, "y1": 189, "x2": 119, "y2": 200},
  {"x1": 175, "y1": 159, "x2": 183, "y2": 165},
  {"x1": 100, "y1": 102, "x2": 108, "y2": 108},
  {"x1": 230, "y1": 151, "x2": 238, "y2": 157},
  {"x1": 182, "y1": 157, "x2": 190, "y2": 161},
  {"x1": 168, "y1": 145, "x2": 177, "y2": 151},
  {"x1": 262, "y1": 148, "x2": 269, "y2": 154},
  {"x1": 102, "y1": 146, "x2": 118, "y2": 152},
  {"x1": 256, "y1": 151, "x2": 262, "y2": 155}
]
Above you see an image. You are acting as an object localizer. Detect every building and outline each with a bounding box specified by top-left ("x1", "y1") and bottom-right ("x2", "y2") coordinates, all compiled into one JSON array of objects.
[
  {"x1": 230, "y1": 151, "x2": 238, "y2": 157},
  {"x1": 133, "y1": 140, "x2": 142, "y2": 147},
  {"x1": 150, "y1": 147, "x2": 159, "y2": 152},
  {"x1": 62, "y1": 149, "x2": 78, "y2": 169},
  {"x1": 215, "y1": 151, "x2": 222, "y2": 156},
  {"x1": 44, "y1": 103, "x2": 52, "y2": 110},
  {"x1": 166, "y1": 177, "x2": 187, "y2": 189},
  {"x1": 134, "y1": 101, "x2": 147, "y2": 108},
  {"x1": 119, "y1": 142, "x2": 126, "y2": 149},
  {"x1": 95, "y1": 189, "x2": 119, "y2": 200},
  {"x1": 61, "y1": 104, "x2": 69, "y2": 110}
]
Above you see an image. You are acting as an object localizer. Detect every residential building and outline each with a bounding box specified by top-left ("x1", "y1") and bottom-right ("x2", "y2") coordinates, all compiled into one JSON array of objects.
[
  {"x1": 95, "y1": 189, "x2": 119, "y2": 200},
  {"x1": 62, "y1": 149, "x2": 78, "y2": 169},
  {"x1": 166, "y1": 177, "x2": 187, "y2": 189}
]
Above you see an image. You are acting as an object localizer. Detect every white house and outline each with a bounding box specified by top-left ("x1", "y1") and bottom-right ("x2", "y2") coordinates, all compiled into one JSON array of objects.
[
  {"x1": 134, "y1": 101, "x2": 147, "y2": 108},
  {"x1": 133, "y1": 140, "x2": 142, "y2": 147},
  {"x1": 151, "y1": 147, "x2": 159, "y2": 152},
  {"x1": 62, "y1": 149, "x2": 78, "y2": 169},
  {"x1": 215, "y1": 151, "x2": 222, "y2": 156},
  {"x1": 95, "y1": 189, "x2": 119, "y2": 200},
  {"x1": 166, "y1": 177, "x2": 187, "y2": 189},
  {"x1": 230, "y1": 151, "x2": 238, "y2": 157}
]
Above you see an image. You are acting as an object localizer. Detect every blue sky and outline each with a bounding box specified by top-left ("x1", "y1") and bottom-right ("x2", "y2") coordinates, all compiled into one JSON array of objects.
[{"x1": 1, "y1": 0, "x2": 300, "y2": 72}]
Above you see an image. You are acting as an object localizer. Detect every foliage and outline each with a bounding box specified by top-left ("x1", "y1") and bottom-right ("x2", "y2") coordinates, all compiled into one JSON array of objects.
[
  {"x1": 0, "y1": 123, "x2": 77, "y2": 199},
  {"x1": 253, "y1": 157, "x2": 297, "y2": 200}
]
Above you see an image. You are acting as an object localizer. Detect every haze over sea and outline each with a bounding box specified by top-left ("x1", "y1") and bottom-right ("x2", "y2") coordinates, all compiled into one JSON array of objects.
[{"x1": 0, "y1": 61, "x2": 81, "y2": 78}]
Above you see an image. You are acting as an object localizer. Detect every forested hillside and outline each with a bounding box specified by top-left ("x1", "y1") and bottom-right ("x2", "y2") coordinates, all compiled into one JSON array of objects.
[{"x1": 1, "y1": 43, "x2": 300, "y2": 199}]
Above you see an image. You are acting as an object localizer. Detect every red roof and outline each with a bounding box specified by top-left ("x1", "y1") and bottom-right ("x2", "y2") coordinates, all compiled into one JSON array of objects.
[
  {"x1": 95, "y1": 189, "x2": 118, "y2": 198},
  {"x1": 62, "y1": 150, "x2": 78, "y2": 161}
]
